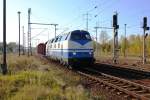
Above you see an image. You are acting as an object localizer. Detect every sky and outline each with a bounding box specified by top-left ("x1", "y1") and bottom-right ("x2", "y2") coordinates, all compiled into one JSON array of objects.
[{"x1": 0, "y1": 0, "x2": 150, "y2": 46}]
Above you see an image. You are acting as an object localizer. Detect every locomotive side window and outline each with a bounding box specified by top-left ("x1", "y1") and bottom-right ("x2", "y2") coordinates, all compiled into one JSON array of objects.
[
  {"x1": 65, "y1": 33, "x2": 70, "y2": 40},
  {"x1": 58, "y1": 36, "x2": 62, "y2": 41},
  {"x1": 55, "y1": 37, "x2": 59, "y2": 42},
  {"x1": 51, "y1": 39, "x2": 54, "y2": 43},
  {"x1": 61, "y1": 34, "x2": 68, "y2": 41}
]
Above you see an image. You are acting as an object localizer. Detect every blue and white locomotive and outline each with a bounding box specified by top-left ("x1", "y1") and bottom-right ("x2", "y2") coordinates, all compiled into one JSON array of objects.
[{"x1": 46, "y1": 30, "x2": 95, "y2": 67}]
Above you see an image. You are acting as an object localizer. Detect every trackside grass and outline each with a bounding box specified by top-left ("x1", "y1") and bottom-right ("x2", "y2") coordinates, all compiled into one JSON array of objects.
[{"x1": 0, "y1": 54, "x2": 106, "y2": 100}]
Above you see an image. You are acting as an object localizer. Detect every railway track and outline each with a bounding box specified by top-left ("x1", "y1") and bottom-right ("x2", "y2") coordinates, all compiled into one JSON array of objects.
[
  {"x1": 37, "y1": 55, "x2": 150, "y2": 99},
  {"x1": 78, "y1": 68, "x2": 150, "y2": 100},
  {"x1": 93, "y1": 63, "x2": 150, "y2": 80}
]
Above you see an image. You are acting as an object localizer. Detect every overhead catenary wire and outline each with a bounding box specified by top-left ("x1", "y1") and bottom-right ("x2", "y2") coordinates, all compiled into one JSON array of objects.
[
  {"x1": 31, "y1": 28, "x2": 48, "y2": 39},
  {"x1": 95, "y1": 0, "x2": 120, "y2": 16},
  {"x1": 59, "y1": 5, "x2": 98, "y2": 33}
]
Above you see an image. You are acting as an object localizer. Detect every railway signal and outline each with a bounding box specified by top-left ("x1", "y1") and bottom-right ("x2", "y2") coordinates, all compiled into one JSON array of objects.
[
  {"x1": 142, "y1": 17, "x2": 149, "y2": 64},
  {"x1": 113, "y1": 12, "x2": 119, "y2": 64}
]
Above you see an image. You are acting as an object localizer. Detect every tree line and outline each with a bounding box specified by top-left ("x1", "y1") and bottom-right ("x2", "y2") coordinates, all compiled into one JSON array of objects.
[
  {"x1": 0, "y1": 42, "x2": 23, "y2": 54},
  {"x1": 94, "y1": 31, "x2": 150, "y2": 57}
]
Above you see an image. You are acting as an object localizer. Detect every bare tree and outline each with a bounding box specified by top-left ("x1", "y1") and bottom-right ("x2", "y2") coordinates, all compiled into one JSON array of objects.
[{"x1": 99, "y1": 30, "x2": 109, "y2": 44}]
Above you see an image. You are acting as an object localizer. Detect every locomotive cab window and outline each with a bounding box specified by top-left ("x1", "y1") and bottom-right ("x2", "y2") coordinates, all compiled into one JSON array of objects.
[
  {"x1": 70, "y1": 31, "x2": 91, "y2": 40},
  {"x1": 82, "y1": 31, "x2": 91, "y2": 40}
]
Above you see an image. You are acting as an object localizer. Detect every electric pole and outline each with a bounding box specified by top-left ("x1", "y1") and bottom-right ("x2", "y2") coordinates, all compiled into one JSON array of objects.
[
  {"x1": 52, "y1": 24, "x2": 58, "y2": 38},
  {"x1": 94, "y1": 26, "x2": 113, "y2": 57},
  {"x1": 28, "y1": 8, "x2": 32, "y2": 56},
  {"x1": 1, "y1": 0, "x2": 8, "y2": 74},
  {"x1": 83, "y1": 12, "x2": 90, "y2": 31},
  {"x1": 94, "y1": 26, "x2": 98, "y2": 56},
  {"x1": 142, "y1": 17, "x2": 149, "y2": 64},
  {"x1": 84, "y1": 6, "x2": 97, "y2": 31},
  {"x1": 18, "y1": 11, "x2": 21, "y2": 56},
  {"x1": 22, "y1": 26, "x2": 25, "y2": 55},
  {"x1": 86, "y1": 12, "x2": 89, "y2": 31},
  {"x1": 113, "y1": 12, "x2": 119, "y2": 64},
  {"x1": 124, "y1": 24, "x2": 127, "y2": 57}
]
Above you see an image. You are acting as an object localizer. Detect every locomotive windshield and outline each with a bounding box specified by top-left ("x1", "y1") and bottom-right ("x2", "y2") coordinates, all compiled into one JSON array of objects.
[{"x1": 70, "y1": 30, "x2": 91, "y2": 40}]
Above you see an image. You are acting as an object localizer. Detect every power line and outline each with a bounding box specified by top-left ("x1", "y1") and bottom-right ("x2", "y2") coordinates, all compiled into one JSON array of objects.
[
  {"x1": 83, "y1": 6, "x2": 98, "y2": 31},
  {"x1": 95, "y1": 0, "x2": 119, "y2": 16},
  {"x1": 31, "y1": 28, "x2": 48, "y2": 39},
  {"x1": 30, "y1": 23, "x2": 58, "y2": 38},
  {"x1": 60, "y1": 6, "x2": 98, "y2": 32},
  {"x1": 87, "y1": 6, "x2": 98, "y2": 12},
  {"x1": 61, "y1": 15, "x2": 82, "y2": 28}
]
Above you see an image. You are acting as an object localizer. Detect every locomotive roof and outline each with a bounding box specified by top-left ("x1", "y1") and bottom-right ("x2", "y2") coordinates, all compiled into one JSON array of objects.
[{"x1": 47, "y1": 30, "x2": 89, "y2": 42}]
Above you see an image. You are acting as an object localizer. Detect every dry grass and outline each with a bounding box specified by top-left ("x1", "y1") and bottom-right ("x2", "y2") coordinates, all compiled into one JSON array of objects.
[
  {"x1": 0, "y1": 54, "x2": 103, "y2": 100},
  {"x1": 0, "y1": 71, "x2": 90, "y2": 100}
]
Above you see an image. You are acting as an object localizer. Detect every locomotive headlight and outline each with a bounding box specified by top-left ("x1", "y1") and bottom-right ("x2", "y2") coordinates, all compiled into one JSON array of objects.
[
  {"x1": 89, "y1": 52, "x2": 93, "y2": 55},
  {"x1": 73, "y1": 52, "x2": 76, "y2": 55}
]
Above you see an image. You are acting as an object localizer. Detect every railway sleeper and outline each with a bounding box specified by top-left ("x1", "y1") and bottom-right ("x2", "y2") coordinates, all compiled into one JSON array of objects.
[
  {"x1": 106, "y1": 79, "x2": 120, "y2": 83},
  {"x1": 142, "y1": 93, "x2": 150, "y2": 98},
  {"x1": 135, "y1": 90, "x2": 149, "y2": 94},
  {"x1": 111, "y1": 81, "x2": 122, "y2": 84},
  {"x1": 101, "y1": 82, "x2": 149, "y2": 99},
  {"x1": 109, "y1": 87, "x2": 123, "y2": 94},
  {"x1": 79, "y1": 72, "x2": 150, "y2": 99},
  {"x1": 121, "y1": 84, "x2": 132, "y2": 88},
  {"x1": 100, "y1": 78, "x2": 111, "y2": 81},
  {"x1": 127, "y1": 87, "x2": 140, "y2": 91},
  {"x1": 109, "y1": 79, "x2": 119, "y2": 83},
  {"x1": 114, "y1": 83, "x2": 128, "y2": 87},
  {"x1": 102, "y1": 77, "x2": 118, "y2": 82}
]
